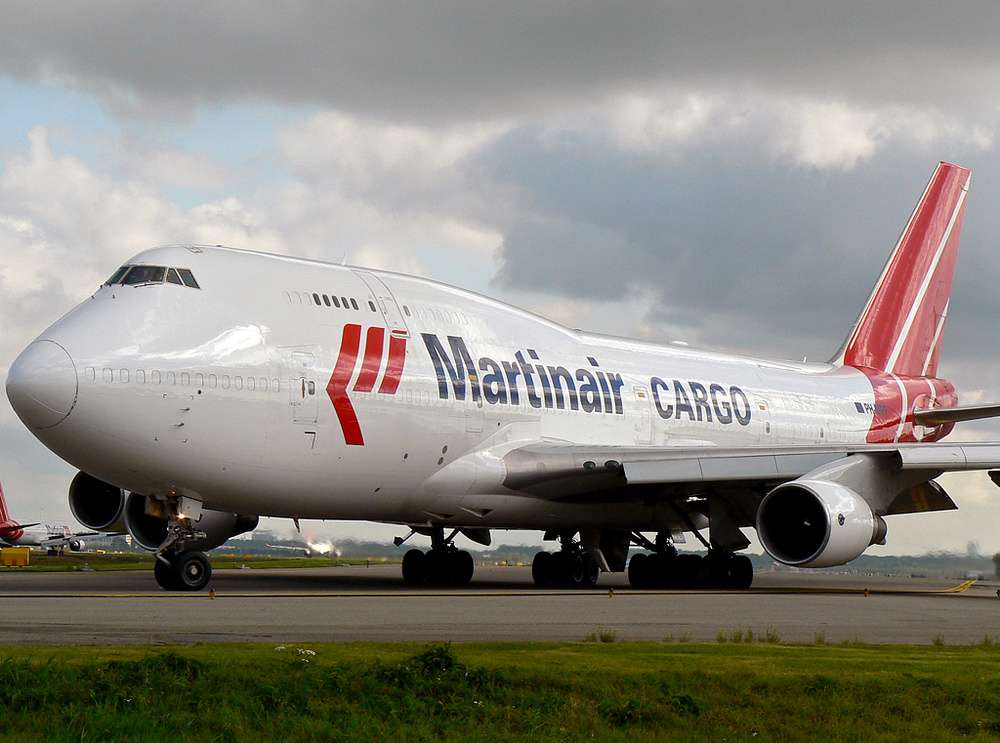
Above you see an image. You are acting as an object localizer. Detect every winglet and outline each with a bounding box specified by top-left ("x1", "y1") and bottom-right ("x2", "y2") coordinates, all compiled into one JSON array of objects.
[{"x1": 838, "y1": 162, "x2": 971, "y2": 378}]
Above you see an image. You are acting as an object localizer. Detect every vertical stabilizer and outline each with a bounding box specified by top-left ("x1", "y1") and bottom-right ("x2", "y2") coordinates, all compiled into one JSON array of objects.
[
  {"x1": 839, "y1": 162, "x2": 970, "y2": 377},
  {"x1": 0, "y1": 479, "x2": 10, "y2": 524}
]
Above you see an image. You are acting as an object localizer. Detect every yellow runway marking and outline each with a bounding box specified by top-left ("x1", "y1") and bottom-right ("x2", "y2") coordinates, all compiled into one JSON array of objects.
[{"x1": 934, "y1": 579, "x2": 977, "y2": 593}]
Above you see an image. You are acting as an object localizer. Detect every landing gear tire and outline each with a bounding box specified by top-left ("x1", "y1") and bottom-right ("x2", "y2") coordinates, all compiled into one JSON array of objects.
[
  {"x1": 627, "y1": 552, "x2": 650, "y2": 587},
  {"x1": 673, "y1": 553, "x2": 704, "y2": 589},
  {"x1": 452, "y1": 550, "x2": 475, "y2": 586},
  {"x1": 532, "y1": 551, "x2": 554, "y2": 587},
  {"x1": 702, "y1": 552, "x2": 755, "y2": 589},
  {"x1": 572, "y1": 553, "x2": 600, "y2": 587},
  {"x1": 729, "y1": 554, "x2": 754, "y2": 589},
  {"x1": 628, "y1": 551, "x2": 678, "y2": 588},
  {"x1": 532, "y1": 549, "x2": 599, "y2": 588},
  {"x1": 172, "y1": 551, "x2": 212, "y2": 591},
  {"x1": 154, "y1": 558, "x2": 179, "y2": 590},
  {"x1": 401, "y1": 548, "x2": 474, "y2": 586},
  {"x1": 402, "y1": 549, "x2": 426, "y2": 585}
]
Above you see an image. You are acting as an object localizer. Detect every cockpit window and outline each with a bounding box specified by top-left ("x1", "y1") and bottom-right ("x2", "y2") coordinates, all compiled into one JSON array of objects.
[
  {"x1": 105, "y1": 266, "x2": 129, "y2": 285},
  {"x1": 177, "y1": 268, "x2": 200, "y2": 288},
  {"x1": 105, "y1": 264, "x2": 201, "y2": 289},
  {"x1": 121, "y1": 266, "x2": 166, "y2": 285}
]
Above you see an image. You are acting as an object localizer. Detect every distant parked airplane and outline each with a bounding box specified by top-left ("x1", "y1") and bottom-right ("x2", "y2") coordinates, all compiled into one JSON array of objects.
[
  {"x1": 0, "y1": 478, "x2": 97, "y2": 552},
  {"x1": 7, "y1": 161, "x2": 1000, "y2": 591}
]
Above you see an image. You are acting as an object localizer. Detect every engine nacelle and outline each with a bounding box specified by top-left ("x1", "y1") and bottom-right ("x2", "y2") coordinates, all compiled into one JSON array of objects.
[
  {"x1": 69, "y1": 539, "x2": 85, "y2": 552},
  {"x1": 756, "y1": 479, "x2": 888, "y2": 568},
  {"x1": 124, "y1": 493, "x2": 258, "y2": 552},
  {"x1": 68, "y1": 471, "x2": 126, "y2": 533}
]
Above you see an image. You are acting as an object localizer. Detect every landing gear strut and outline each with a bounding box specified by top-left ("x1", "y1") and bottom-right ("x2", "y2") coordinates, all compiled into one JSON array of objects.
[
  {"x1": 400, "y1": 527, "x2": 475, "y2": 586},
  {"x1": 531, "y1": 534, "x2": 601, "y2": 588}
]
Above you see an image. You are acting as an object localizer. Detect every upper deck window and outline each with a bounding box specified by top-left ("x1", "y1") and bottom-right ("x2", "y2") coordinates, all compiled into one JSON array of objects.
[{"x1": 105, "y1": 264, "x2": 201, "y2": 289}]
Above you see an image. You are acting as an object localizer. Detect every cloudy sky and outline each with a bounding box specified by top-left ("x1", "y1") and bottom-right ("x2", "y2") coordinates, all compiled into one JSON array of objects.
[{"x1": 2, "y1": 2, "x2": 1000, "y2": 554}]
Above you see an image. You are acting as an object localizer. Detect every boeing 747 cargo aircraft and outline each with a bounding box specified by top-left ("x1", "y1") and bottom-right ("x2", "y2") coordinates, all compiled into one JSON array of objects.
[{"x1": 7, "y1": 162, "x2": 1000, "y2": 591}]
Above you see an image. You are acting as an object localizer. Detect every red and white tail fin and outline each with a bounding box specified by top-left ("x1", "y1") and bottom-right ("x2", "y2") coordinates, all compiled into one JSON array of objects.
[
  {"x1": 838, "y1": 162, "x2": 971, "y2": 378},
  {"x1": 0, "y1": 478, "x2": 12, "y2": 525}
]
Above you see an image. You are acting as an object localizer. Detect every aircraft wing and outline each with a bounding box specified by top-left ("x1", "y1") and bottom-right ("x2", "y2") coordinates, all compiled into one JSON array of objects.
[
  {"x1": 37, "y1": 531, "x2": 100, "y2": 548},
  {"x1": 499, "y1": 441, "x2": 1000, "y2": 515}
]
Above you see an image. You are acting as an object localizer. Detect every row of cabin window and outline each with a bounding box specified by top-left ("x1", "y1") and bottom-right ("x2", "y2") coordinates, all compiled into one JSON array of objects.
[
  {"x1": 283, "y1": 290, "x2": 377, "y2": 312},
  {"x1": 86, "y1": 367, "x2": 279, "y2": 393},
  {"x1": 401, "y1": 304, "x2": 470, "y2": 325},
  {"x1": 284, "y1": 289, "x2": 474, "y2": 328},
  {"x1": 313, "y1": 292, "x2": 373, "y2": 311}
]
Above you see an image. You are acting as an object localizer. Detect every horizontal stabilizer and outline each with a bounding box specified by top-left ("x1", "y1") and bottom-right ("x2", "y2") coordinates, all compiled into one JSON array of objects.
[
  {"x1": 0, "y1": 520, "x2": 38, "y2": 529},
  {"x1": 913, "y1": 403, "x2": 1000, "y2": 426}
]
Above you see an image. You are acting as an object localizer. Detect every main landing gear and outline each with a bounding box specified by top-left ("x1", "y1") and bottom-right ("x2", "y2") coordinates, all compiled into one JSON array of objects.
[
  {"x1": 628, "y1": 547, "x2": 753, "y2": 590},
  {"x1": 400, "y1": 527, "x2": 475, "y2": 586},
  {"x1": 531, "y1": 535, "x2": 601, "y2": 588}
]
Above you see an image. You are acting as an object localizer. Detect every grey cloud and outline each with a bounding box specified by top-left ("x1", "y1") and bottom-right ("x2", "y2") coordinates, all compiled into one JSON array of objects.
[
  {"x1": 481, "y1": 125, "x2": 1000, "y2": 367},
  {"x1": 2, "y1": 2, "x2": 1000, "y2": 121}
]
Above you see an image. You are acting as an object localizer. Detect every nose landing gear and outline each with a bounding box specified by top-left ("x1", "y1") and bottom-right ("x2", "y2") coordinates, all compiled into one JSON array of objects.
[
  {"x1": 152, "y1": 505, "x2": 212, "y2": 591},
  {"x1": 154, "y1": 549, "x2": 213, "y2": 591}
]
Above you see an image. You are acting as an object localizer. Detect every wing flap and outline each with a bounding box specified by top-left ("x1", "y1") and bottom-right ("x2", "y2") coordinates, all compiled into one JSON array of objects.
[
  {"x1": 623, "y1": 451, "x2": 847, "y2": 485},
  {"x1": 887, "y1": 480, "x2": 958, "y2": 514},
  {"x1": 896, "y1": 443, "x2": 1000, "y2": 470}
]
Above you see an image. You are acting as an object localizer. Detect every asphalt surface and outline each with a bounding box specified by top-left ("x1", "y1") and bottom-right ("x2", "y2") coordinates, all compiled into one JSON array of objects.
[{"x1": 2, "y1": 563, "x2": 1000, "y2": 646}]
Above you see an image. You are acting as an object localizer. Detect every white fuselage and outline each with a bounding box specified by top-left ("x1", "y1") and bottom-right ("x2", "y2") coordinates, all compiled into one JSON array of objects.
[
  {"x1": 17, "y1": 245, "x2": 883, "y2": 532},
  {"x1": 0, "y1": 523, "x2": 72, "y2": 547}
]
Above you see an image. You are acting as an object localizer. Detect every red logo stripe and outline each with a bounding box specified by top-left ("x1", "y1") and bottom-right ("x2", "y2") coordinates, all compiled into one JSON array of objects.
[
  {"x1": 326, "y1": 323, "x2": 365, "y2": 446},
  {"x1": 378, "y1": 334, "x2": 407, "y2": 394},
  {"x1": 353, "y1": 327, "x2": 385, "y2": 393}
]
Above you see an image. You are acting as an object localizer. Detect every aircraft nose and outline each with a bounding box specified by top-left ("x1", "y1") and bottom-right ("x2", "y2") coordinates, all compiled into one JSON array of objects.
[{"x1": 6, "y1": 340, "x2": 79, "y2": 429}]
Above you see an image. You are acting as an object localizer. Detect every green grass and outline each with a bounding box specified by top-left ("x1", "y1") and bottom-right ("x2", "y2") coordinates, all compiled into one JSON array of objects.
[{"x1": 4, "y1": 642, "x2": 1000, "y2": 741}]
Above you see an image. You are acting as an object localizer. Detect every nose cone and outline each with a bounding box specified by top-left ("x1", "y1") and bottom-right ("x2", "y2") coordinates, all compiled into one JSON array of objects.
[{"x1": 6, "y1": 340, "x2": 79, "y2": 429}]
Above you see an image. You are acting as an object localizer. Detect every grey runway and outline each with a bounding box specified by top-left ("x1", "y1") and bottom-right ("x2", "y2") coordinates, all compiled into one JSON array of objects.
[{"x1": 2, "y1": 564, "x2": 1000, "y2": 646}]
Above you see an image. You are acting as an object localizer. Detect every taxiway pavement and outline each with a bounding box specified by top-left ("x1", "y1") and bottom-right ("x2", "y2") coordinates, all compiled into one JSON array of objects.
[{"x1": 2, "y1": 564, "x2": 999, "y2": 646}]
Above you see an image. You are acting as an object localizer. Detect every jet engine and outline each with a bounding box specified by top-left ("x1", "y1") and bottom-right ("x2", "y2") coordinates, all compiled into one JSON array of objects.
[
  {"x1": 124, "y1": 492, "x2": 258, "y2": 552},
  {"x1": 756, "y1": 479, "x2": 888, "y2": 568},
  {"x1": 69, "y1": 539, "x2": 86, "y2": 551},
  {"x1": 68, "y1": 471, "x2": 126, "y2": 533}
]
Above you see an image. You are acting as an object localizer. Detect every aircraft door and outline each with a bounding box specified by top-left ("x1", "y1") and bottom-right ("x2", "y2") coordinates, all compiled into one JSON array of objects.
[
  {"x1": 289, "y1": 350, "x2": 319, "y2": 424},
  {"x1": 353, "y1": 270, "x2": 408, "y2": 335},
  {"x1": 633, "y1": 386, "x2": 652, "y2": 444}
]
